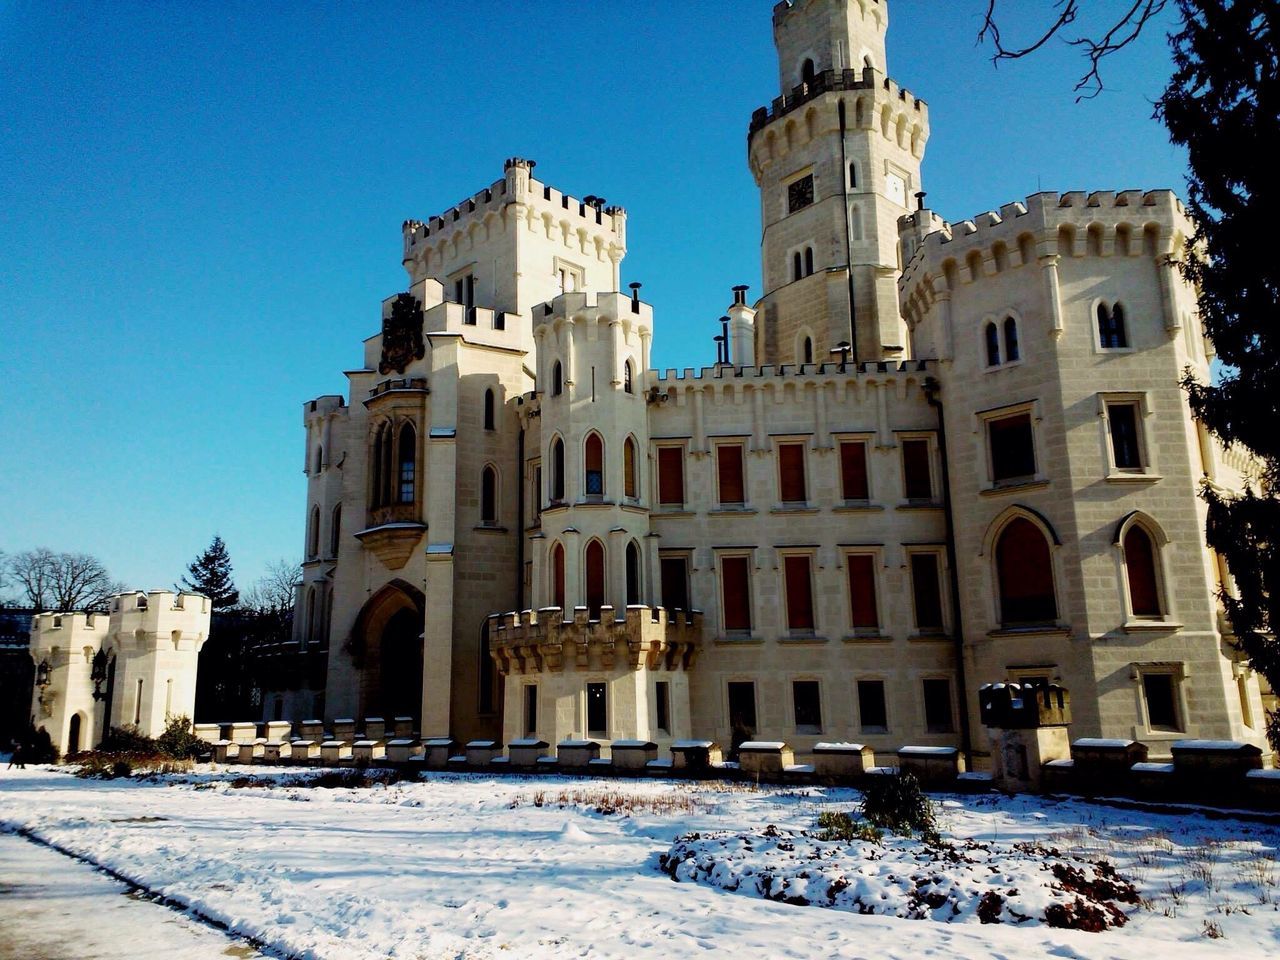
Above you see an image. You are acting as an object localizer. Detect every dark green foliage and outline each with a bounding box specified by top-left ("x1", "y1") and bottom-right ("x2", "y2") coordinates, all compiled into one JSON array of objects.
[
  {"x1": 98, "y1": 725, "x2": 160, "y2": 754},
  {"x1": 180, "y1": 535, "x2": 239, "y2": 609},
  {"x1": 1156, "y1": 0, "x2": 1280, "y2": 747},
  {"x1": 815, "y1": 810, "x2": 883, "y2": 843},
  {"x1": 860, "y1": 772, "x2": 939, "y2": 843},
  {"x1": 155, "y1": 714, "x2": 210, "y2": 760}
]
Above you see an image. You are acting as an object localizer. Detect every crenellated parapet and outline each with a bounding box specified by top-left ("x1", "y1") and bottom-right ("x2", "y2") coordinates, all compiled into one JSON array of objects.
[{"x1": 488, "y1": 605, "x2": 700, "y2": 676}]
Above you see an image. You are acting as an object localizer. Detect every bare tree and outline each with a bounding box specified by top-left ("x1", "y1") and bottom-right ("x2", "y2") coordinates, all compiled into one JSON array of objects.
[
  {"x1": 978, "y1": 0, "x2": 1171, "y2": 99},
  {"x1": 6, "y1": 548, "x2": 123, "y2": 612},
  {"x1": 241, "y1": 559, "x2": 302, "y2": 616}
]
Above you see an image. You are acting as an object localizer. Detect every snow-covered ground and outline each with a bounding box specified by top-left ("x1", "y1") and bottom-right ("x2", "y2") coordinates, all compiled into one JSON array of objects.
[{"x1": 0, "y1": 765, "x2": 1277, "y2": 959}]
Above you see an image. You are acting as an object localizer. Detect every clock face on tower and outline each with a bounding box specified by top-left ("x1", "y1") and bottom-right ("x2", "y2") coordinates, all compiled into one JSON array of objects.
[
  {"x1": 886, "y1": 172, "x2": 907, "y2": 208},
  {"x1": 788, "y1": 174, "x2": 815, "y2": 213}
]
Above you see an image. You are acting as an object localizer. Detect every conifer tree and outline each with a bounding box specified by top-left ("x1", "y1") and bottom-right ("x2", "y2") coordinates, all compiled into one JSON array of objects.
[
  {"x1": 180, "y1": 535, "x2": 240, "y2": 609},
  {"x1": 1156, "y1": 0, "x2": 1280, "y2": 741}
]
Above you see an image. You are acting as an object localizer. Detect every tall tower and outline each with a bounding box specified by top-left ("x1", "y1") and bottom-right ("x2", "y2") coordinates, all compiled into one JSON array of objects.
[{"x1": 748, "y1": 0, "x2": 928, "y2": 365}]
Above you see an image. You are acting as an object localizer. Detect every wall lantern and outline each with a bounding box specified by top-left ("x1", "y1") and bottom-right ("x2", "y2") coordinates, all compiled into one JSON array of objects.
[{"x1": 90, "y1": 649, "x2": 108, "y2": 702}]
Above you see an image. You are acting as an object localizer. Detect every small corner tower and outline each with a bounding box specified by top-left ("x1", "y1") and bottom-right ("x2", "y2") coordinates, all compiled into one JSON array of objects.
[{"x1": 749, "y1": 0, "x2": 928, "y2": 366}]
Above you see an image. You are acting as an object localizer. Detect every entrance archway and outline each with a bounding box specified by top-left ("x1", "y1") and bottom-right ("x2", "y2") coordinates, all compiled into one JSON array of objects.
[
  {"x1": 352, "y1": 581, "x2": 426, "y2": 725},
  {"x1": 68, "y1": 713, "x2": 82, "y2": 755}
]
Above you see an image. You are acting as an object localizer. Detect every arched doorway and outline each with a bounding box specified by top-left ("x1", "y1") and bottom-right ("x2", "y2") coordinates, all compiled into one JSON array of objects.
[
  {"x1": 352, "y1": 581, "x2": 426, "y2": 725},
  {"x1": 67, "y1": 713, "x2": 82, "y2": 755}
]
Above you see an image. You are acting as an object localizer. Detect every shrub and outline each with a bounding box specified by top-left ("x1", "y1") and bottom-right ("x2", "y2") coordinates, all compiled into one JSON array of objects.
[
  {"x1": 155, "y1": 714, "x2": 209, "y2": 760},
  {"x1": 860, "y1": 772, "x2": 939, "y2": 844},
  {"x1": 20, "y1": 726, "x2": 59, "y2": 765},
  {"x1": 815, "y1": 810, "x2": 883, "y2": 844},
  {"x1": 98, "y1": 725, "x2": 159, "y2": 754}
]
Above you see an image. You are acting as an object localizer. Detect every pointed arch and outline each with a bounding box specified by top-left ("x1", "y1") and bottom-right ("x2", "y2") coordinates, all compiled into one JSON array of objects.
[
  {"x1": 984, "y1": 321, "x2": 1001, "y2": 367},
  {"x1": 1114, "y1": 512, "x2": 1169, "y2": 620},
  {"x1": 984, "y1": 507, "x2": 1062, "y2": 628},
  {"x1": 314, "y1": 445, "x2": 323, "y2": 474},
  {"x1": 307, "y1": 505, "x2": 321, "y2": 559},
  {"x1": 481, "y1": 464, "x2": 498, "y2": 526},
  {"x1": 550, "y1": 435, "x2": 565, "y2": 502},
  {"x1": 330, "y1": 503, "x2": 342, "y2": 557},
  {"x1": 397, "y1": 421, "x2": 417, "y2": 504},
  {"x1": 550, "y1": 541, "x2": 566, "y2": 611},
  {"x1": 551, "y1": 360, "x2": 563, "y2": 396},
  {"x1": 585, "y1": 539, "x2": 606, "y2": 617},
  {"x1": 626, "y1": 540, "x2": 641, "y2": 607},
  {"x1": 1003, "y1": 315, "x2": 1021, "y2": 362},
  {"x1": 623, "y1": 435, "x2": 638, "y2": 500},
  {"x1": 584, "y1": 432, "x2": 604, "y2": 497},
  {"x1": 623, "y1": 359, "x2": 634, "y2": 394}
]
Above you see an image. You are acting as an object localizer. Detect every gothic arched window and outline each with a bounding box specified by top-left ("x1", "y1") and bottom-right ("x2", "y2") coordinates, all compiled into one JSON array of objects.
[
  {"x1": 804, "y1": 247, "x2": 815, "y2": 276},
  {"x1": 585, "y1": 540, "x2": 606, "y2": 617},
  {"x1": 623, "y1": 437, "x2": 638, "y2": 500},
  {"x1": 484, "y1": 389, "x2": 495, "y2": 430},
  {"x1": 1124, "y1": 525, "x2": 1163, "y2": 618},
  {"x1": 626, "y1": 541, "x2": 641, "y2": 606},
  {"x1": 995, "y1": 517, "x2": 1058, "y2": 626},
  {"x1": 802, "y1": 337, "x2": 814, "y2": 365},
  {"x1": 307, "y1": 506, "x2": 320, "y2": 560},
  {"x1": 481, "y1": 466, "x2": 498, "y2": 526},
  {"x1": 551, "y1": 361, "x2": 563, "y2": 396},
  {"x1": 1003, "y1": 316, "x2": 1021, "y2": 362},
  {"x1": 1098, "y1": 302, "x2": 1129, "y2": 349},
  {"x1": 584, "y1": 433, "x2": 604, "y2": 497},
  {"x1": 550, "y1": 437, "x2": 565, "y2": 502},
  {"x1": 793, "y1": 252, "x2": 803, "y2": 282},
  {"x1": 985, "y1": 322, "x2": 1001, "y2": 367},
  {"x1": 551, "y1": 542, "x2": 566, "y2": 611},
  {"x1": 330, "y1": 504, "x2": 342, "y2": 557},
  {"x1": 624, "y1": 360, "x2": 634, "y2": 394},
  {"x1": 397, "y1": 422, "x2": 417, "y2": 504},
  {"x1": 314, "y1": 446, "x2": 323, "y2": 474}
]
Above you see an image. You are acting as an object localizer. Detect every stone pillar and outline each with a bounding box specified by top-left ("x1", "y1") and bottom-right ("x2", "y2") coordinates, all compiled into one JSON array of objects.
[
  {"x1": 1038, "y1": 255, "x2": 1064, "y2": 338},
  {"x1": 979, "y1": 681, "x2": 1072, "y2": 793}
]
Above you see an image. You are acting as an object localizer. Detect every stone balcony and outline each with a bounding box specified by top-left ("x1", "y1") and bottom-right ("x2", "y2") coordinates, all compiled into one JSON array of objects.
[{"x1": 488, "y1": 605, "x2": 701, "y2": 675}]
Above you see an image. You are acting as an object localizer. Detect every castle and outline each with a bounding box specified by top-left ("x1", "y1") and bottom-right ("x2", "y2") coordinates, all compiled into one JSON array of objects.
[
  {"x1": 278, "y1": 0, "x2": 1268, "y2": 765},
  {"x1": 28, "y1": 591, "x2": 212, "y2": 756}
]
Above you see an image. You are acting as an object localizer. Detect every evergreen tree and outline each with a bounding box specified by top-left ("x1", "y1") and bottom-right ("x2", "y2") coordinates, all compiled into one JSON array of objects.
[
  {"x1": 180, "y1": 535, "x2": 239, "y2": 609},
  {"x1": 1156, "y1": 0, "x2": 1280, "y2": 740}
]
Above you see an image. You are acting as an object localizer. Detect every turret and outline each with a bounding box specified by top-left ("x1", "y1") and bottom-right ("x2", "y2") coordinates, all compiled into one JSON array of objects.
[{"x1": 773, "y1": 0, "x2": 889, "y2": 88}]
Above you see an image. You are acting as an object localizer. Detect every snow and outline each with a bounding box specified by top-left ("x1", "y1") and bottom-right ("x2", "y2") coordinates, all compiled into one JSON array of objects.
[
  {"x1": 1131, "y1": 762, "x2": 1176, "y2": 773},
  {"x1": 1173, "y1": 740, "x2": 1259, "y2": 752},
  {"x1": 899, "y1": 746, "x2": 959, "y2": 756},
  {"x1": 739, "y1": 741, "x2": 787, "y2": 750},
  {"x1": 672, "y1": 740, "x2": 716, "y2": 749},
  {"x1": 2, "y1": 765, "x2": 1278, "y2": 959},
  {"x1": 1075, "y1": 738, "x2": 1138, "y2": 748},
  {"x1": 814, "y1": 742, "x2": 868, "y2": 751}
]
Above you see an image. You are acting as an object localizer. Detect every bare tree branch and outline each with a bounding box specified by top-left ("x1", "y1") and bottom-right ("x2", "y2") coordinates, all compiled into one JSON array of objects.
[
  {"x1": 978, "y1": 0, "x2": 1169, "y2": 100},
  {"x1": 6, "y1": 549, "x2": 121, "y2": 611},
  {"x1": 241, "y1": 559, "x2": 302, "y2": 617}
]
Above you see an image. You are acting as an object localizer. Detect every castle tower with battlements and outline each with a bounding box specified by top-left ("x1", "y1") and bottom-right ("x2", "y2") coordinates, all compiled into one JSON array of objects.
[{"x1": 279, "y1": 0, "x2": 1268, "y2": 766}]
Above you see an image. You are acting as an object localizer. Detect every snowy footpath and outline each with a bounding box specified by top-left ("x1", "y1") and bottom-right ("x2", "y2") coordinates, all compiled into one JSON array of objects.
[{"x1": 0, "y1": 765, "x2": 1277, "y2": 959}]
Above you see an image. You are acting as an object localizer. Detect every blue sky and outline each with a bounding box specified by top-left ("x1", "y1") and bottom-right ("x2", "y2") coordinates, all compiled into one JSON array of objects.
[{"x1": 0, "y1": 1, "x2": 1187, "y2": 596}]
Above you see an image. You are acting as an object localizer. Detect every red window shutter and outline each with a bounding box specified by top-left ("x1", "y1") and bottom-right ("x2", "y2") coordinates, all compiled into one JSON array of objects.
[
  {"x1": 784, "y1": 555, "x2": 815, "y2": 630},
  {"x1": 847, "y1": 554, "x2": 879, "y2": 628},
  {"x1": 779, "y1": 443, "x2": 807, "y2": 503},
  {"x1": 623, "y1": 441, "x2": 637, "y2": 499},
  {"x1": 902, "y1": 439, "x2": 932, "y2": 500},
  {"x1": 658, "y1": 448, "x2": 685, "y2": 505},
  {"x1": 718, "y1": 445, "x2": 745, "y2": 504},
  {"x1": 995, "y1": 518, "x2": 1057, "y2": 624},
  {"x1": 840, "y1": 441, "x2": 869, "y2": 500},
  {"x1": 721, "y1": 556, "x2": 752, "y2": 631},
  {"x1": 552, "y1": 545, "x2": 566, "y2": 611},
  {"x1": 585, "y1": 541, "x2": 605, "y2": 616},
  {"x1": 1124, "y1": 527, "x2": 1162, "y2": 617}
]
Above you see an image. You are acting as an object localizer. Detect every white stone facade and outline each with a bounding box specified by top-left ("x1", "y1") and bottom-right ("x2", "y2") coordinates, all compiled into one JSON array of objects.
[
  {"x1": 282, "y1": 0, "x2": 1268, "y2": 765},
  {"x1": 29, "y1": 591, "x2": 211, "y2": 756}
]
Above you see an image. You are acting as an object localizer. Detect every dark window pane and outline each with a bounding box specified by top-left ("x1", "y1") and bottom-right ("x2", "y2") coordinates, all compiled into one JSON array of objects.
[
  {"x1": 989, "y1": 414, "x2": 1036, "y2": 483},
  {"x1": 727, "y1": 681, "x2": 757, "y2": 736},
  {"x1": 585, "y1": 541, "x2": 605, "y2": 617},
  {"x1": 1109, "y1": 404, "x2": 1142, "y2": 469},
  {"x1": 586, "y1": 682, "x2": 607, "y2": 736},
  {"x1": 902, "y1": 439, "x2": 932, "y2": 500},
  {"x1": 1143, "y1": 673, "x2": 1179, "y2": 730},
  {"x1": 658, "y1": 448, "x2": 685, "y2": 506},
  {"x1": 1004, "y1": 317, "x2": 1020, "y2": 362},
  {"x1": 911, "y1": 554, "x2": 943, "y2": 630},
  {"x1": 660, "y1": 557, "x2": 689, "y2": 610},
  {"x1": 1125, "y1": 527, "x2": 1162, "y2": 617},
  {"x1": 655, "y1": 681, "x2": 671, "y2": 733},
  {"x1": 793, "y1": 680, "x2": 822, "y2": 732},
  {"x1": 923, "y1": 678, "x2": 954, "y2": 733},
  {"x1": 857, "y1": 679, "x2": 888, "y2": 732},
  {"x1": 523, "y1": 684, "x2": 537, "y2": 735},
  {"x1": 985, "y1": 322, "x2": 1001, "y2": 366}
]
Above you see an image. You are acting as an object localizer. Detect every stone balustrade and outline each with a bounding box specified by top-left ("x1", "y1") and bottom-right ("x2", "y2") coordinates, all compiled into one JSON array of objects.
[{"x1": 488, "y1": 605, "x2": 700, "y2": 676}]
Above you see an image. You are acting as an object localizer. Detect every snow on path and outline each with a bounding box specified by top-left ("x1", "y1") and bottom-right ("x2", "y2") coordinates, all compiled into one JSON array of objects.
[
  {"x1": 0, "y1": 766, "x2": 1276, "y2": 960},
  {"x1": 0, "y1": 829, "x2": 267, "y2": 959}
]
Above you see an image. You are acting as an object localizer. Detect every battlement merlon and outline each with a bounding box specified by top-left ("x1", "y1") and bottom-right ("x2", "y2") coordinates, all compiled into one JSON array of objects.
[
  {"x1": 897, "y1": 189, "x2": 1194, "y2": 300},
  {"x1": 401, "y1": 158, "x2": 628, "y2": 265},
  {"x1": 31, "y1": 590, "x2": 212, "y2": 654},
  {"x1": 303, "y1": 395, "x2": 347, "y2": 424},
  {"x1": 772, "y1": 0, "x2": 889, "y2": 94},
  {"x1": 532, "y1": 290, "x2": 654, "y2": 334},
  {"x1": 748, "y1": 65, "x2": 928, "y2": 149}
]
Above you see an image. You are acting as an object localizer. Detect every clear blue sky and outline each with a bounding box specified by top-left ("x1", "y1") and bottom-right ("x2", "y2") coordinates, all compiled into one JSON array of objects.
[{"x1": 0, "y1": 0, "x2": 1186, "y2": 597}]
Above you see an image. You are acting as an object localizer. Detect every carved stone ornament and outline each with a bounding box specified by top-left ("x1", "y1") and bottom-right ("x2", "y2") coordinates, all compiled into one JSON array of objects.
[{"x1": 379, "y1": 293, "x2": 426, "y2": 375}]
